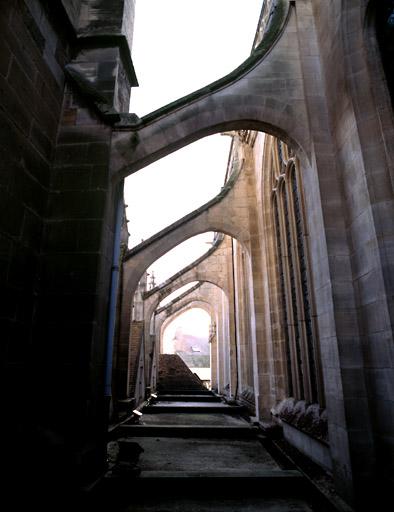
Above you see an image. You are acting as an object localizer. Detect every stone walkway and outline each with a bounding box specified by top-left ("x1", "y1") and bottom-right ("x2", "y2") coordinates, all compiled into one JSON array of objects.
[{"x1": 97, "y1": 389, "x2": 341, "y2": 511}]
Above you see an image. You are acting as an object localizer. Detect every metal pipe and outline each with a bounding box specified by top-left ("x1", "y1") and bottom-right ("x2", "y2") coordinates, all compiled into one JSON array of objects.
[{"x1": 104, "y1": 188, "x2": 124, "y2": 397}]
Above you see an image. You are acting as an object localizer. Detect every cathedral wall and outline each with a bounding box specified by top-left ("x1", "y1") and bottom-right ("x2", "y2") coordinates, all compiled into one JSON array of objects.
[
  {"x1": 2, "y1": 0, "x2": 137, "y2": 497},
  {"x1": 1, "y1": 0, "x2": 68, "y2": 419},
  {"x1": 312, "y1": 0, "x2": 394, "y2": 488}
]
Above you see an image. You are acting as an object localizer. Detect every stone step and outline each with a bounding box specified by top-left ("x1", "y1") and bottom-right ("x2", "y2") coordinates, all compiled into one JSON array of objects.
[
  {"x1": 117, "y1": 424, "x2": 260, "y2": 438},
  {"x1": 139, "y1": 468, "x2": 303, "y2": 480},
  {"x1": 142, "y1": 403, "x2": 246, "y2": 415},
  {"x1": 155, "y1": 394, "x2": 222, "y2": 402},
  {"x1": 157, "y1": 388, "x2": 213, "y2": 395},
  {"x1": 109, "y1": 496, "x2": 316, "y2": 512},
  {"x1": 102, "y1": 469, "x2": 306, "y2": 499}
]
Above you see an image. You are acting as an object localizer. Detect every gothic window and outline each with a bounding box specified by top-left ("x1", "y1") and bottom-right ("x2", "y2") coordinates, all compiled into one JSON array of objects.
[
  {"x1": 271, "y1": 143, "x2": 321, "y2": 404},
  {"x1": 273, "y1": 194, "x2": 294, "y2": 397}
]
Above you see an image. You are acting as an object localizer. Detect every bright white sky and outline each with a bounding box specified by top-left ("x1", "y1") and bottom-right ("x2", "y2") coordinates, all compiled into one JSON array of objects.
[{"x1": 125, "y1": 0, "x2": 262, "y2": 285}]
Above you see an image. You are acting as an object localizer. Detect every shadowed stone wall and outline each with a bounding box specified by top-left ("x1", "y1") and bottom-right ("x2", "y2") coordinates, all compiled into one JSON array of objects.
[
  {"x1": 2, "y1": 1, "x2": 394, "y2": 508},
  {"x1": 1, "y1": 0, "x2": 74, "y2": 498},
  {"x1": 1, "y1": 0, "x2": 136, "y2": 501}
]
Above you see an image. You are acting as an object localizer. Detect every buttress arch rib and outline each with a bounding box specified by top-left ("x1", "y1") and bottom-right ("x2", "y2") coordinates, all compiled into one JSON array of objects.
[
  {"x1": 110, "y1": 1, "x2": 311, "y2": 180},
  {"x1": 158, "y1": 300, "x2": 215, "y2": 347},
  {"x1": 122, "y1": 159, "x2": 253, "y2": 301},
  {"x1": 142, "y1": 234, "x2": 233, "y2": 350},
  {"x1": 156, "y1": 283, "x2": 225, "y2": 354}
]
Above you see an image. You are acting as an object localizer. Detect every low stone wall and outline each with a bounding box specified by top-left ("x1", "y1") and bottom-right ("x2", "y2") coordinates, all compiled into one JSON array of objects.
[{"x1": 272, "y1": 398, "x2": 331, "y2": 472}]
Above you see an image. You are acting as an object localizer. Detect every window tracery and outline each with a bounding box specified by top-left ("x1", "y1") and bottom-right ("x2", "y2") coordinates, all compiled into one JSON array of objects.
[{"x1": 270, "y1": 141, "x2": 321, "y2": 404}]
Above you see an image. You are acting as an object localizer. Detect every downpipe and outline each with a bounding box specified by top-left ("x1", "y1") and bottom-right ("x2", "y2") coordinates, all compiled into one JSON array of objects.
[{"x1": 104, "y1": 191, "x2": 124, "y2": 400}]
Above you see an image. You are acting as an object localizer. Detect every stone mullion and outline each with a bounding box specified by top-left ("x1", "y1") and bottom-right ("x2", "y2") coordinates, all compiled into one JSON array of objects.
[
  {"x1": 242, "y1": 251, "x2": 254, "y2": 391},
  {"x1": 285, "y1": 165, "x2": 313, "y2": 403},
  {"x1": 267, "y1": 137, "x2": 293, "y2": 401},
  {"x1": 233, "y1": 242, "x2": 245, "y2": 395},
  {"x1": 277, "y1": 181, "x2": 303, "y2": 399},
  {"x1": 270, "y1": 191, "x2": 294, "y2": 399},
  {"x1": 294, "y1": 159, "x2": 325, "y2": 407}
]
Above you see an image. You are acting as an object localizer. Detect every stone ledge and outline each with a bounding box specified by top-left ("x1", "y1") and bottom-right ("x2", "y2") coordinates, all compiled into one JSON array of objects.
[{"x1": 272, "y1": 398, "x2": 328, "y2": 444}]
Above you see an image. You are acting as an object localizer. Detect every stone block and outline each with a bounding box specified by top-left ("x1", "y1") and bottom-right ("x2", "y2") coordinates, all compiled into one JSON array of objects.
[
  {"x1": 0, "y1": 286, "x2": 18, "y2": 320},
  {"x1": 372, "y1": 200, "x2": 394, "y2": 237},
  {"x1": 57, "y1": 126, "x2": 111, "y2": 145},
  {"x1": 22, "y1": 143, "x2": 51, "y2": 188},
  {"x1": 355, "y1": 270, "x2": 383, "y2": 306},
  {"x1": 341, "y1": 368, "x2": 368, "y2": 398},
  {"x1": 40, "y1": 293, "x2": 97, "y2": 324},
  {"x1": 0, "y1": 74, "x2": 31, "y2": 136},
  {"x1": 0, "y1": 192, "x2": 24, "y2": 237},
  {"x1": 7, "y1": 246, "x2": 38, "y2": 289},
  {"x1": 371, "y1": 398, "x2": 394, "y2": 437},
  {"x1": 1, "y1": 16, "x2": 37, "y2": 82},
  {"x1": 41, "y1": 252, "x2": 100, "y2": 295},
  {"x1": 55, "y1": 143, "x2": 90, "y2": 167},
  {"x1": 365, "y1": 369, "x2": 393, "y2": 401},
  {"x1": 359, "y1": 300, "x2": 390, "y2": 336},
  {"x1": 77, "y1": 219, "x2": 103, "y2": 251},
  {"x1": 87, "y1": 142, "x2": 111, "y2": 165},
  {"x1": 0, "y1": 109, "x2": 25, "y2": 157},
  {"x1": 0, "y1": 39, "x2": 11, "y2": 77},
  {"x1": 363, "y1": 332, "x2": 394, "y2": 369},
  {"x1": 12, "y1": 167, "x2": 47, "y2": 216},
  {"x1": 6, "y1": 322, "x2": 32, "y2": 363},
  {"x1": 351, "y1": 240, "x2": 380, "y2": 280},
  {"x1": 336, "y1": 336, "x2": 364, "y2": 368},
  {"x1": 48, "y1": 189, "x2": 107, "y2": 219},
  {"x1": 44, "y1": 220, "x2": 78, "y2": 252},
  {"x1": 30, "y1": 121, "x2": 53, "y2": 161},
  {"x1": 52, "y1": 167, "x2": 91, "y2": 192},
  {"x1": 22, "y1": 210, "x2": 43, "y2": 250}
]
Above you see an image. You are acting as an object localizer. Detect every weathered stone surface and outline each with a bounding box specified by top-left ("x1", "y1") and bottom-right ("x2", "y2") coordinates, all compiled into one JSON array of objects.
[{"x1": 2, "y1": 1, "x2": 394, "y2": 509}]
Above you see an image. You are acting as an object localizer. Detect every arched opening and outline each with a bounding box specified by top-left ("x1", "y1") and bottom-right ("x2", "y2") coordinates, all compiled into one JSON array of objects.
[{"x1": 161, "y1": 307, "x2": 212, "y2": 388}]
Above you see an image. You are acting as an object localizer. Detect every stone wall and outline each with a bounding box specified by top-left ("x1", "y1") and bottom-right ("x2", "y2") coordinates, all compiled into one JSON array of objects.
[
  {"x1": 1, "y1": 0, "x2": 70, "y2": 484},
  {"x1": 1, "y1": 0, "x2": 136, "y2": 500}
]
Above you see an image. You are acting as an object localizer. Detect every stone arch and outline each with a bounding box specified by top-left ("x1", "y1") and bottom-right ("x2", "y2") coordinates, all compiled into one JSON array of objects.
[
  {"x1": 155, "y1": 284, "x2": 229, "y2": 393},
  {"x1": 159, "y1": 301, "x2": 214, "y2": 344},
  {"x1": 118, "y1": 155, "x2": 254, "y2": 402},
  {"x1": 122, "y1": 160, "x2": 253, "y2": 301},
  {"x1": 142, "y1": 234, "x2": 233, "y2": 349},
  {"x1": 146, "y1": 277, "x2": 227, "y2": 346},
  {"x1": 110, "y1": 1, "x2": 311, "y2": 180}
]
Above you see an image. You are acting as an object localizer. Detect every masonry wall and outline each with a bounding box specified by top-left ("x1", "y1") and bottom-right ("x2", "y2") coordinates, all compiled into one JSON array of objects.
[
  {"x1": 1, "y1": 0, "x2": 136, "y2": 500},
  {"x1": 1, "y1": 0, "x2": 71, "y2": 484},
  {"x1": 312, "y1": 0, "x2": 394, "y2": 490}
]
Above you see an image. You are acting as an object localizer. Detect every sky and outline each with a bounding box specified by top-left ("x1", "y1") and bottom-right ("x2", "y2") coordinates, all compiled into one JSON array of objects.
[{"x1": 124, "y1": 0, "x2": 263, "y2": 286}]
